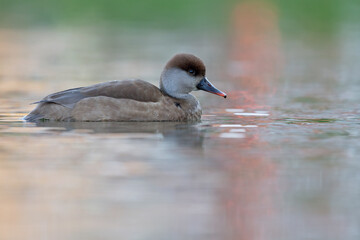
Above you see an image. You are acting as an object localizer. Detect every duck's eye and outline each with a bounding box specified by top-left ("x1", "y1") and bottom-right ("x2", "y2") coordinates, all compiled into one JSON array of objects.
[{"x1": 188, "y1": 69, "x2": 196, "y2": 76}]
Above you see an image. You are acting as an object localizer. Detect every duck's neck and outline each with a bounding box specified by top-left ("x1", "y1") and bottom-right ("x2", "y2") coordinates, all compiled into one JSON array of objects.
[
  {"x1": 160, "y1": 68, "x2": 195, "y2": 99},
  {"x1": 165, "y1": 92, "x2": 191, "y2": 99}
]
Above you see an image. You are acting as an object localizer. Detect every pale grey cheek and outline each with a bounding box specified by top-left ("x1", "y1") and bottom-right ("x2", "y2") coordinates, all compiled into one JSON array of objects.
[
  {"x1": 182, "y1": 76, "x2": 196, "y2": 89},
  {"x1": 183, "y1": 84, "x2": 195, "y2": 92}
]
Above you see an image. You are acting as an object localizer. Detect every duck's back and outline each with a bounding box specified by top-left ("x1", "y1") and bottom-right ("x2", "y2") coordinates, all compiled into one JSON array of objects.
[
  {"x1": 35, "y1": 80, "x2": 162, "y2": 108},
  {"x1": 25, "y1": 80, "x2": 163, "y2": 121}
]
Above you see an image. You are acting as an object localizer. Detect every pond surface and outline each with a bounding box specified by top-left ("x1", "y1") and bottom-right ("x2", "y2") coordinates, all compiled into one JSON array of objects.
[{"x1": 0, "y1": 15, "x2": 360, "y2": 240}]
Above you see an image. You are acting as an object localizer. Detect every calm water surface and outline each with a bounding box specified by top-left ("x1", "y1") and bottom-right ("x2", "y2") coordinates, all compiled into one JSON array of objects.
[{"x1": 0, "y1": 21, "x2": 360, "y2": 240}]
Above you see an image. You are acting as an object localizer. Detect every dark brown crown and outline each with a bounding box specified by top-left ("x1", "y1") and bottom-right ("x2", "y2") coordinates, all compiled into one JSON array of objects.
[{"x1": 165, "y1": 53, "x2": 206, "y2": 77}]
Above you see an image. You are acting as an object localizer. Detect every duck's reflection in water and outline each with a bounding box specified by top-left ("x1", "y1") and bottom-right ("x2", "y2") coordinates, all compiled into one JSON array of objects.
[
  {"x1": 1, "y1": 120, "x2": 221, "y2": 240},
  {"x1": 34, "y1": 121, "x2": 205, "y2": 148}
]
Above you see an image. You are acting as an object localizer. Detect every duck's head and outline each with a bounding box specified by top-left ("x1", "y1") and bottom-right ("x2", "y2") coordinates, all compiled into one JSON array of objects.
[{"x1": 160, "y1": 53, "x2": 227, "y2": 99}]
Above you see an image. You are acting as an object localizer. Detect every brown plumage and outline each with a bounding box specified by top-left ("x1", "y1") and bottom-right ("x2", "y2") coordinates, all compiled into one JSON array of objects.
[
  {"x1": 24, "y1": 53, "x2": 226, "y2": 122},
  {"x1": 165, "y1": 54, "x2": 206, "y2": 77}
]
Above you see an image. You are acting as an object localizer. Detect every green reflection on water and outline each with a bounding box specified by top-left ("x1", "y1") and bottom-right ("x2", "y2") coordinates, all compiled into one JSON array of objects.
[
  {"x1": 1, "y1": 0, "x2": 359, "y2": 35},
  {"x1": 0, "y1": 0, "x2": 230, "y2": 28}
]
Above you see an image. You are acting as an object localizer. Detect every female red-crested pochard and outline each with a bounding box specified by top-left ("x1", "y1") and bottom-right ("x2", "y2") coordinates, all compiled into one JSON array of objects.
[{"x1": 24, "y1": 54, "x2": 226, "y2": 122}]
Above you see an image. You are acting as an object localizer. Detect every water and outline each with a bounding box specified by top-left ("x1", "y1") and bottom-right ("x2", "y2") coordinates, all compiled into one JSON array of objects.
[{"x1": 1, "y1": 11, "x2": 360, "y2": 240}]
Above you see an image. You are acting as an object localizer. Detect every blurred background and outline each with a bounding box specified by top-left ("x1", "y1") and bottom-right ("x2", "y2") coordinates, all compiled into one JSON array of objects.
[
  {"x1": 1, "y1": 0, "x2": 360, "y2": 240},
  {"x1": 0, "y1": 0, "x2": 360, "y2": 106}
]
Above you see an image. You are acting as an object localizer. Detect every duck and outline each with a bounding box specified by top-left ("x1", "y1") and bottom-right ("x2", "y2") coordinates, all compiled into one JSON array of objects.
[{"x1": 24, "y1": 53, "x2": 227, "y2": 122}]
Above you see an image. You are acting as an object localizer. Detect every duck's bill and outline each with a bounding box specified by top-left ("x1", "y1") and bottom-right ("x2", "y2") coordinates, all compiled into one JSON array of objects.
[{"x1": 196, "y1": 77, "x2": 227, "y2": 98}]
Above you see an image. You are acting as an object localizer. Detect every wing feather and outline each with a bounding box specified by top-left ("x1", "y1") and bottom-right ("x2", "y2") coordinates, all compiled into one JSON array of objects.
[{"x1": 35, "y1": 80, "x2": 162, "y2": 108}]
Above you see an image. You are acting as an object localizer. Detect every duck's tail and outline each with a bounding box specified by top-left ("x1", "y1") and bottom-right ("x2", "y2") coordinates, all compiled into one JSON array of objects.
[{"x1": 24, "y1": 103, "x2": 72, "y2": 122}]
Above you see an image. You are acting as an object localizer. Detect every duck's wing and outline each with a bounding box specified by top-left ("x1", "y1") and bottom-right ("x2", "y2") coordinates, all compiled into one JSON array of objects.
[
  {"x1": 32, "y1": 87, "x2": 85, "y2": 108},
  {"x1": 33, "y1": 80, "x2": 163, "y2": 108}
]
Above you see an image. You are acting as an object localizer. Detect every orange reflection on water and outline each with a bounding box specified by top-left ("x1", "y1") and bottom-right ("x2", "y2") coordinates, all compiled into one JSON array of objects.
[
  {"x1": 221, "y1": 1, "x2": 283, "y2": 239},
  {"x1": 227, "y1": 0, "x2": 283, "y2": 107},
  {"x1": 0, "y1": 30, "x2": 47, "y2": 98}
]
